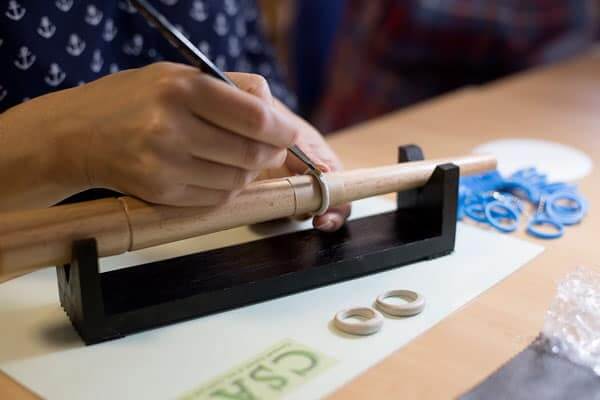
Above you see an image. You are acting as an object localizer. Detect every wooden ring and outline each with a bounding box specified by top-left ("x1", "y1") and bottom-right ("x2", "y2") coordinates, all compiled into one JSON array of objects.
[
  {"x1": 375, "y1": 290, "x2": 426, "y2": 316},
  {"x1": 306, "y1": 169, "x2": 330, "y2": 216},
  {"x1": 333, "y1": 307, "x2": 383, "y2": 336}
]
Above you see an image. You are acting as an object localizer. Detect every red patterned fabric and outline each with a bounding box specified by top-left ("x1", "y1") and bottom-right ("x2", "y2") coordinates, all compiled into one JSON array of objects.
[{"x1": 315, "y1": 0, "x2": 600, "y2": 132}]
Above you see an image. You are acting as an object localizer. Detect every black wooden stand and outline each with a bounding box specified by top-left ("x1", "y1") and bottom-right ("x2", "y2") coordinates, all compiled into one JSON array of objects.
[{"x1": 57, "y1": 145, "x2": 459, "y2": 344}]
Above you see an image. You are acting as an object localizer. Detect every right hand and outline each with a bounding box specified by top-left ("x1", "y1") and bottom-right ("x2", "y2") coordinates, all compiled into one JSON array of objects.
[{"x1": 39, "y1": 62, "x2": 298, "y2": 206}]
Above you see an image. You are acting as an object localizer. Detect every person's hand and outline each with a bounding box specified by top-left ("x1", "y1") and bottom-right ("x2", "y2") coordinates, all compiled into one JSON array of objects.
[
  {"x1": 233, "y1": 73, "x2": 351, "y2": 232},
  {"x1": 13, "y1": 62, "x2": 301, "y2": 207},
  {"x1": 0, "y1": 62, "x2": 349, "y2": 232}
]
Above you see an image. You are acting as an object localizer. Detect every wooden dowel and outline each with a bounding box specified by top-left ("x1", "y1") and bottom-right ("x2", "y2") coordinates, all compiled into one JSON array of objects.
[{"x1": 0, "y1": 154, "x2": 496, "y2": 277}]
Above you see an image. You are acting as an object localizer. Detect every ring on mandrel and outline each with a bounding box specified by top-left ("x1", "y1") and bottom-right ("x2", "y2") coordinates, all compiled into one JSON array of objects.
[
  {"x1": 375, "y1": 290, "x2": 426, "y2": 317},
  {"x1": 305, "y1": 168, "x2": 331, "y2": 216},
  {"x1": 333, "y1": 307, "x2": 383, "y2": 336}
]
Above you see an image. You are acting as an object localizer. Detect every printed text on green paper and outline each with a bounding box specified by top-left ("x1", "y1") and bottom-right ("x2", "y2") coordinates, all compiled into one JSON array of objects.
[{"x1": 179, "y1": 339, "x2": 336, "y2": 400}]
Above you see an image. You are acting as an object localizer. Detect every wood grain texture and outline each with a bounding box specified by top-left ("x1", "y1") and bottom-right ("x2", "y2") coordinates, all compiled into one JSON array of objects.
[
  {"x1": 1, "y1": 49, "x2": 599, "y2": 400},
  {"x1": 0, "y1": 155, "x2": 494, "y2": 277},
  {"x1": 0, "y1": 199, "x2": 131, "y2": 277}
]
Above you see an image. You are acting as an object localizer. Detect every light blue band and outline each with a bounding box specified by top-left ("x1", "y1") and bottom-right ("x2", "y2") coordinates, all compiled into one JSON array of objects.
[
  {"x1": 527, "y1": 215, "x2": 564, "y2": 239},
  {"x1": 484, "y1": 201, "x2": 519, "y2": 233}
]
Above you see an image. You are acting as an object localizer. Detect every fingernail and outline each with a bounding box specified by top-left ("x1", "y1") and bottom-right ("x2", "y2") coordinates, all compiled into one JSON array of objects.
[
  {"x1": 317, "y1": 163, "x2": 331, "y2": 173},
  {"x1": 316, "y1": 215, "x2": 340, "y2": 232},
  {"x1": 316, "y1": 220, "x2": 335, "y2": 231}
]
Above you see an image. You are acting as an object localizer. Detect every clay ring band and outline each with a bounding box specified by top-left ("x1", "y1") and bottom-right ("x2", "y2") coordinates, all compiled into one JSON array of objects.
[
  {"x1": 334, "y1": 307, "x2": 383, "y2": 336},
  {"x1": 375, "y1": 290, "x2": 425, "y2": 317},
  {"x1": 306, "y1": 169, "x2": 330, "y2": 216}
]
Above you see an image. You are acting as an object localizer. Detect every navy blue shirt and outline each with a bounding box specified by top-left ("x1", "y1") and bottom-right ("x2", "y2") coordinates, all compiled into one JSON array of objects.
[{"x1": 0, "y1": 0, "x2": 295, "y2": 113}]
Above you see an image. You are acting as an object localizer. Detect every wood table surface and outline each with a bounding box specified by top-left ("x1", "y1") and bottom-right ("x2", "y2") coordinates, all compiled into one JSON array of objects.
[{"x1": 1, "y1": 49, "x2": 599, "y2": 399}]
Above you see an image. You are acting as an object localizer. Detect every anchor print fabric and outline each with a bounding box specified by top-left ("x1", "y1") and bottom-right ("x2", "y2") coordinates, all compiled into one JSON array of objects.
[{"x1": 0, "y1": 0, "x2": 296, "y2": 113}]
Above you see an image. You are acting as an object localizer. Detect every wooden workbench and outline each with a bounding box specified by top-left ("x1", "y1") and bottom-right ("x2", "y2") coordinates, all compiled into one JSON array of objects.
[
  {"x1": 1, "y1": 49, "x2": 599, "y2": 399},
  {"x1": 327, "y1": 48, "x2": 600, "y2": 399}
]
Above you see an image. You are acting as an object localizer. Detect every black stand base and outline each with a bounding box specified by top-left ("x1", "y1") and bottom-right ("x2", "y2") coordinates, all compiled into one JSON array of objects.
[{"x1": 57, "y1": 145, "x2": 458, "y2": 344}]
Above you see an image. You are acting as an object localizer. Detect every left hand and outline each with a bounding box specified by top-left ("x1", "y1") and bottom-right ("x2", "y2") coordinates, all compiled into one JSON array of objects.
[{"x1": 231, "y1": 73, "x2": 351, "y2": 232}]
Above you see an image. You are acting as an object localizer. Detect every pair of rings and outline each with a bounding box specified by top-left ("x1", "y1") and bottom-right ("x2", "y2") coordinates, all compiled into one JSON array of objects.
[
  {"x1": 333, "y1": 290, "x2": 426, "y2": 336},
  {"x1": 464, "y1": 200, "x2": 521, "y2": 233},
  {"x1": 526, "y1": 191, "x2": 587, "y2": 239}
]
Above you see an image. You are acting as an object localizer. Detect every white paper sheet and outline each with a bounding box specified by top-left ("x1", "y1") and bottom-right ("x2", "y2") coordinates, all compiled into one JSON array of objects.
[{"x1": 0, "y1": 197, "x2": 543, "y2": 400}]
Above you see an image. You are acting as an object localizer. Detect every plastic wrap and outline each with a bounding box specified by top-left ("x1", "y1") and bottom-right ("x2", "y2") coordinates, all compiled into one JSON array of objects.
[
  {"x1": 541, "y1": 266, "x2": 600, "y2": 375},
  {"x1": 460, "y1": 267, "x2": 600, "y2": 400}
]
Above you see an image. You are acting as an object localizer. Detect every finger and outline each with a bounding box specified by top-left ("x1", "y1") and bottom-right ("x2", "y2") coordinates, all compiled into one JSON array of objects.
[
  {"x1": 226, "y1": 72, "x2": 273, "y2": 104},
  {"x1": 183, "y1": 73, "x2": 298, "y2": 148},
  {"x1": 179, "y1": 113, "x2": 287, "y2": 170},
  {"x1": 287, "y1": 155, "x2": 332, "y2": 175},
  {"x1": 174, "y1": 157, "x2": 261, "y2": 190},
  {"x1": 284, "y1": 141, "x2": 343, "y2": 176},
  {"x1": 313, "y1": 204, "x2": 352, "y2": 232},
  {"x1": 310, "y1": 158, "x2": 351, "y2": 232}
]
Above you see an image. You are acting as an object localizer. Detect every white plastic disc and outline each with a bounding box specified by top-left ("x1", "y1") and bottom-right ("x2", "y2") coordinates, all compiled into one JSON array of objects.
[{"x1": 473, "y1": 139, "x2": 592, "y2": 182}]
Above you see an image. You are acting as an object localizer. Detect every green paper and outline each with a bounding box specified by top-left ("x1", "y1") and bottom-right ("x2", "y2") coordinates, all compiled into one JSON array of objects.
[{"x1": 179, "y1": 339, "x2": 336, "y2": 400}]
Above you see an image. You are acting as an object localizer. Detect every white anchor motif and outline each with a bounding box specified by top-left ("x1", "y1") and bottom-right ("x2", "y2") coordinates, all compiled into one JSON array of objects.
[
  {"x1": 198, "y1": 41, "x2": 211, "y2": 57},
  {"x1": 259, "y1": 62, "x2": 272, "y2": 77},
  {"x1": 0, "y1": 86, "x2": 7, "y2": 102},
  {"x1": 14, "y1": 46, "x2": 36, "y2": 71},
  {"x1": 189, "y1": 0, "x2": 208, "y2": 22},
  {"x1": 213, "y1": 13, "x2": 229, "y2": 36},
  {"x1": 235, "y1": 16, "x2": 246, "y2": 37},
  {"x1": 174, "y1": 24, "x2": 190, "y2": 39},
  {"x1": 224, "y1": 0, "x2": 238, "y2": 16},
  {"x1": 228, "y1": 36, "x2": 241, "y2": 57},
  {"x1": 244, "y1": 6, "x2": 258, "y2": 22},
  {"x1": 90, "y1": 49, "x2": 104, "y2": 73},
  {"x1": 85, "y1": 5, "x2": 103, "y2": 26},
  {"x1": 118, "y1": 1, "x2": 137, "y2": 14},
  {"x1": 55, "y1": 0, "x2": 74, "y2": 13},
  {"x1": 147, "y1": 48, "x2": 163, "y2": 60},
  {"x1": 245, "y1": 35, "x2": 261, "y2": 53},
  {"x1": 109, "y1": 63, "x2": 119, "y2": 74},
  {"x1": 5, "y1": 1, "x2": 26, "y2": 21},
  {"x1": 37, "y1": 16, "x2": 57, "y2": 39},
  {"x1": 123, "y1": 34, "x2": 143, "y2": 56},
  {"x1": 215, "y1": 55, "x2": 226, "y2": 70},
  {"x1": 102, "y1": 18, "x2": 118, "y2": 42},
  {"x1": 66, "y1": 33, "x2": 86, "y2": 56},
  {"x1": 271, "y1": 83, "x2": 282, "y2": 97},
  {"x1": 235, "y1": 56, "x2": 250, "y2": 72},
  {"x1": 45, "y1": 63, "x2": 66, "y2": 87},
  {"x1": 160, "y1": 0, "x2": 178, "y2": 5}
]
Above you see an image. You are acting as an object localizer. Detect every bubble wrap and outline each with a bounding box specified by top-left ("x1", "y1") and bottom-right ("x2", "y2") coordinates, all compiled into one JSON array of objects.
[{"x1": 541, "y1": 266, "x2": 600, "y2": 375}]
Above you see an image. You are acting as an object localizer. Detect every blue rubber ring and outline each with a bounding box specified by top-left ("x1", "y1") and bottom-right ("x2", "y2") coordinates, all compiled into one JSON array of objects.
[
  {"x1": 465, "y1": 203, "x2": 487, "y2": 223},
  {"x1": 527, "y1": 215, "x2": 564, "y2": 239},
  {"x1": 502, "y1": 180, "x2": 540, "y2": 203},
  {"x1": 511, "y1": 168, "x2": 537, "y2": 180},
  {"x1": 545, "y1": 191, "x2": 586, "y2": 225},
  {"x1": 502, "y1": 194, "x2": 525, "y2": 215},
  {"x1": 484, "y1": 201, "x2": 519, "y2": 233}
]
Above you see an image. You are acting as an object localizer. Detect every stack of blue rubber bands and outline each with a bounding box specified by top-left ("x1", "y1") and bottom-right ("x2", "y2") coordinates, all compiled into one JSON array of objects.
[{"x1": 458, "y1": 168, "x2": 588, "y2": 239}]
